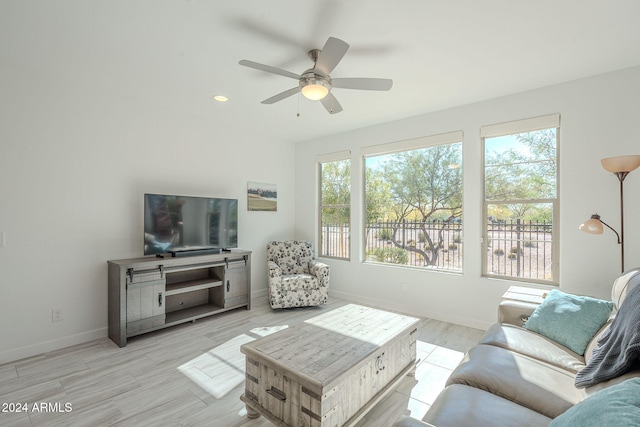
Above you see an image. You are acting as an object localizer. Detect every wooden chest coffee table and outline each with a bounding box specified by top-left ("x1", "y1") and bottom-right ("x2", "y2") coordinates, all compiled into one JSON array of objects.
[{"x1": 240, "y1": 304, "x2": 419, "y2": 426}]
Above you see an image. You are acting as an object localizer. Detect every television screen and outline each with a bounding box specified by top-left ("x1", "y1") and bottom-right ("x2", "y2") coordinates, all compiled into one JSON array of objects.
[{"x1": 144, "y1": 193, "x2": 238, "y2": 255}]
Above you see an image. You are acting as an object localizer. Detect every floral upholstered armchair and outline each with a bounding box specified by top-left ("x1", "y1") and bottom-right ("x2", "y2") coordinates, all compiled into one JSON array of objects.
[{"x1": 266, "y1": 240, "x2": 330, "y2": 309}]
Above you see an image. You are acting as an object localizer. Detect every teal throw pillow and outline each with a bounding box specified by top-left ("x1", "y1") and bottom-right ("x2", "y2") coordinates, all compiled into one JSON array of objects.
[
  {"x1": 523, "y1": 289, "x2": 613, "y2": 355},
  {"x1": 549, "y1": 378, "x2": 640, "y2": 426}
]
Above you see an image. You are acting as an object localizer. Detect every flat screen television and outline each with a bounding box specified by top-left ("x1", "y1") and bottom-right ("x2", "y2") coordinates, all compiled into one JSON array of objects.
[{"x1": 144, "y1": 193, "x2": 238, "y2": 256}]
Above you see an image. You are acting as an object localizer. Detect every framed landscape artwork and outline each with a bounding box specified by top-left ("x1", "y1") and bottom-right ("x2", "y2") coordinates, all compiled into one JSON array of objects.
[{"x1": 247, "y1": 182, "x2": 277, "y2": 211}]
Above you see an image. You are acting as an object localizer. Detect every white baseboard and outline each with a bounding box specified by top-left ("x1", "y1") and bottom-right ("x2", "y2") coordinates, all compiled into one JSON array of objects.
[
  {"x1": 0, "y1": 327, "x2": 108, "y2": 365},
  {"x1": 3, "y1": 293, "x2": 269, "y2": 365},
  {"x1": 5, "y1": 289, "x2": 466, "y2": 365},
  {"x1": 328, "y1": 289, "x2": 493, "y2": 331},
  {"x1": 251, "y1": 288, "x2": 267, "y2": 299}
]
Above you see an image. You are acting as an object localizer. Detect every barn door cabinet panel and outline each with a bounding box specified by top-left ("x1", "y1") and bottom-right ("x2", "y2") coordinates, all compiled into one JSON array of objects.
[
  {"x1": 108, "y1": 250, "x2": 251, "y2": 347},
  {"x1": 224, "y1": 260, "x2": 250, "y2": 308},
  {"x1": 126, "y1": 272, "x2": 165, "y2": 334}
]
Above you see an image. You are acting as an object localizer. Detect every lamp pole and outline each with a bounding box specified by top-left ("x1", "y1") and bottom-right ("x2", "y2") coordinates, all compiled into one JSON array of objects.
[
  {"x1": 614, "y1": 171, "x2": 628, "y2": 273},
  {"x1": 581, "y1": 155, "x2": 640, "y2": 274}
]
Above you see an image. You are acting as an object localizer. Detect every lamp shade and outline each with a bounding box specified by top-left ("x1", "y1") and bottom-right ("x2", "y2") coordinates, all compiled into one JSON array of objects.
[
  {"x1": 579, "y1": 215, "x2": 604, "y2": 234},
  {"x1": 601, "y1": 155, "x2": 640, "y2": 173}
]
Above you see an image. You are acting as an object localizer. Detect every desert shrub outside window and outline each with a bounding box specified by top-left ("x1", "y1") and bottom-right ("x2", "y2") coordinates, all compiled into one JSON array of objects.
[
  {"x1": 482, "y1": 114, "x2": 559, "y2": 284},
  {"x1": 362, "y1": 132, "x2": 463, "y2": 271}
]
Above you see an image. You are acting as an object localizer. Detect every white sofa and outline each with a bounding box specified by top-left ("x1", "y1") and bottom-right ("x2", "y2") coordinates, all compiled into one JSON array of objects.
[{"x1": 394, "y1": 268, "x2": 640, "y2": 427}]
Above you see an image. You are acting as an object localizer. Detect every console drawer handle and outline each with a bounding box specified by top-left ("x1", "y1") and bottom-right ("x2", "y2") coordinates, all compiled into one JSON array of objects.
[{"x1": 266, "y1": 386, "x2": 286, "y2": 401}]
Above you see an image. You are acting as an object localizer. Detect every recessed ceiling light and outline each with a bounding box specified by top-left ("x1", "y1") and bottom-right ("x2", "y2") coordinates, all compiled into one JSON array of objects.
[{"x1": 214, "y1": 95, "x2": 228, "y2": 102}]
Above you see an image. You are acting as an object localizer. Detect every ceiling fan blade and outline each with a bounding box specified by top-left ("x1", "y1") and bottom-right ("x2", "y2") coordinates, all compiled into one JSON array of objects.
[
  {"x1": 320, "y1": 92, "x2": 343, "y2": 114},
  {"x1": 239, "y1": 60, "x2": 300, "y2": 80},
  {"x1": 261, "y1": 87, "x2": 300, "y2": 104},
  {"x1": 315, "y1": 37, "x2": 349, "y2": 75},
  {"x1": 233, "y1": 18, "x2": 306, "y2": 52},
  {"x1": 331, "y1": 78, "x2": 393, "y2": 91}
]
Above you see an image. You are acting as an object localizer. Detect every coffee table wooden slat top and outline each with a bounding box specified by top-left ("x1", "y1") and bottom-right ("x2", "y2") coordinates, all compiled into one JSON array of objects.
[{"x1": 241, "y1": 304, "x2": 419, "y2": 390}]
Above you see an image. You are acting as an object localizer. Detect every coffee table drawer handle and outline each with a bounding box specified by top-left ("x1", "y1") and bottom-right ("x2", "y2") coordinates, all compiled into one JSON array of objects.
[
  {"x1": 376, "y1": 352, "x2": 386, "y2": 373},
  {"x1": 266, "y1": 386, "x2": 287, "y2": 401}
]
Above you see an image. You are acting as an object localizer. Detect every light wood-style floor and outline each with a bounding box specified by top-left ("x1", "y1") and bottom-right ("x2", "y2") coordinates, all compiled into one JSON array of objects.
[{"x1": 0, "y1": 297, "x2": 485, "y2": 427}]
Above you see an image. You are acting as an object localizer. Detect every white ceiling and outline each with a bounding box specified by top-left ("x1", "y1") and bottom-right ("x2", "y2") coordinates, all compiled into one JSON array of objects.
[{"x1": 3, "y1": 0, "x2": 640, "y2": 143}]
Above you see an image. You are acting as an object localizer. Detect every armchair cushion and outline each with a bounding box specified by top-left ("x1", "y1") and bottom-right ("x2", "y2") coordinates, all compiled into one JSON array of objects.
[{"x1": 281, "y1": 274, "x2": 318, "y2": 291}]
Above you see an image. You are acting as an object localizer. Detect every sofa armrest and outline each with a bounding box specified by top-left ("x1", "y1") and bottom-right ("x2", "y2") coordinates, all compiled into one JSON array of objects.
[
  {"x1": 309, "y1": 259, "x2": 330, "y2": 288},
  {"x1": 498, "y1": 300, "x2": 539, "y2": 326},
  {"x1": 392, "y1": 416, "x2": 436, "y2": 427}
]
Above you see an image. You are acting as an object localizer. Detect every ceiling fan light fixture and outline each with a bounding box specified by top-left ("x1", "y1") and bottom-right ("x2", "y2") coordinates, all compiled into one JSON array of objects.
[
  {"x1": 301, "y1": 84, "x2": 329, "y2": 100},
  {"x1": 300, "y1": 75, "x2": 330, "y2": 100}
]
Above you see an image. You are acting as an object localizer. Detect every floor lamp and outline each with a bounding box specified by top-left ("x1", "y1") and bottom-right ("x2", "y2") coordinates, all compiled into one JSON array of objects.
[{"x1": 579, "y1": 155, "x2": 640, "y2": 273}]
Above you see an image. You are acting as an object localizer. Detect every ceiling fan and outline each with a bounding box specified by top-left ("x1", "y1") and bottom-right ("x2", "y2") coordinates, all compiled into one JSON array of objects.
[{"x1": 239, "y1": 37, "x2": 393, "y2": 114}]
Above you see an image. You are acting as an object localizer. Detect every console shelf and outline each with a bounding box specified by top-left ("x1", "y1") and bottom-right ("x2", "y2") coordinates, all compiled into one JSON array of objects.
[
  {"x1": 165, "y1": 279, "x2": 223, "y2": 295},
  {"x1": 164, "y1": 303, "x2": 225, "y2": 324},
  {"x1": 108, "y1": 250, "x2": 251, "y2": 347}
]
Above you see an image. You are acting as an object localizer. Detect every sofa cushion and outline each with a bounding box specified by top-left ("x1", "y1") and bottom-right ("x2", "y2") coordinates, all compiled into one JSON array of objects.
[
  {"x1": 423, "y1": 384, "x2": 552, "y2": 427},
  {"x1": 523, "y1": 289, "x2": 614, "y2": 355},
  {"x1": 480, "y1": 323, "x2": 586, "y2": 373},
  {"x1": 549, "y1": 378, "x2": 640, "y2": 426},
  {"x1": 446, "y1": 344, "x2": 585, "y2": 418}
]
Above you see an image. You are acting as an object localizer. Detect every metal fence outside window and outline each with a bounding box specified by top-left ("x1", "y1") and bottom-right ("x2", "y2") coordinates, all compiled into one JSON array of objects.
[
  {"x1": 320, "y1": 219, "x2": 553, "y2": 279},
  {"x1": 364, "y1": 220, "x2": 463, "y2": 270},
  {"x1": 320, "y1": 224, "x2": 350, "y2": 259},
  {"x1": 485, "y1": 219, "x2": 553, "y2": 281}
]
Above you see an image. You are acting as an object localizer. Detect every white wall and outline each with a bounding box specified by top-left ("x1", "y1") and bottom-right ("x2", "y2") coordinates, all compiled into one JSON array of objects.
[
  {"x1": 2, "y1": 49, "x2": 638, "y2": 365},
  {"x1": 295, "y1": 66, "x2": 640, "y2": 330},
  {"x1": 0, "y1": 62, "x2": 296, "y2": 363}
]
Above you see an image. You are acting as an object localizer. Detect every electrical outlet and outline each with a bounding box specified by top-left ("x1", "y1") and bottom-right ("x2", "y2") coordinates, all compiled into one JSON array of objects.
[
  {"x1": 400, "y1": 283, "x2": 407, "y2": 292},
  {"x1": 52, "y1": 309, "x2": 63, "y2": 322}
]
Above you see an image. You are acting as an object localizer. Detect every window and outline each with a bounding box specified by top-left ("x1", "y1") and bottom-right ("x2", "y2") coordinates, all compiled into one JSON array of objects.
[
  {"x1": 363, "y1": 132, "x2": 463, "y2": 271},
  {"x1": 318, "y1": 152, "x2": 351, "y2": 259},
  {"x1": 482, "y1": 114, "x2": 559, "y2": 284}
]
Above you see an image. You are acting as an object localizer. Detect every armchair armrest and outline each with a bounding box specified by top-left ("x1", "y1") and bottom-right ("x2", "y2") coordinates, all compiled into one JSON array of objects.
[{"x1": 309, "y1": 259, "x2": 330, "y2": 288}]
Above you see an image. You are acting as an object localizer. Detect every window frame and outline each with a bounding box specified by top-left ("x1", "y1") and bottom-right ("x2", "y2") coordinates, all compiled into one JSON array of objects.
[
  {"x1": 317, "y1": 151, "x2": 351, "y2": 260},
  {"x1": 361, "y1": 131, "x2": 464, "y2": 271},
  {"x1": 481, "y1": 114, "x2": 560, "y2": 285}
]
